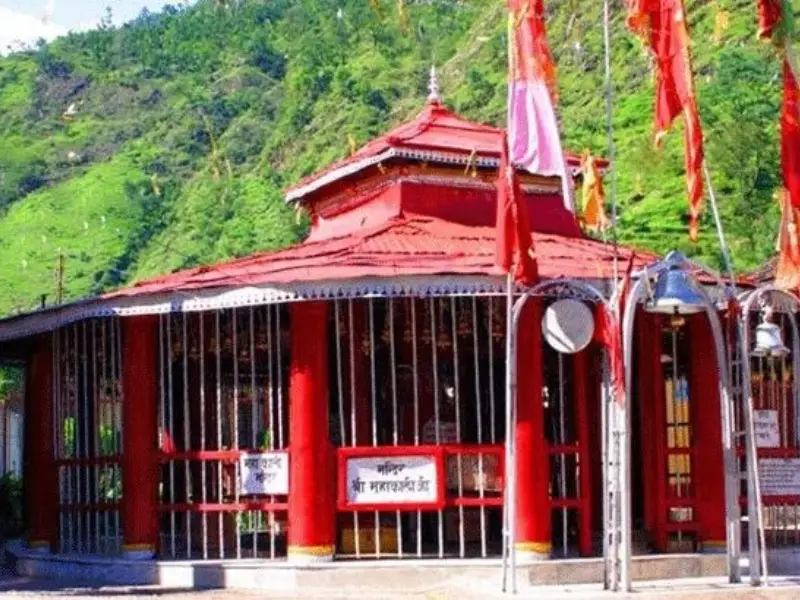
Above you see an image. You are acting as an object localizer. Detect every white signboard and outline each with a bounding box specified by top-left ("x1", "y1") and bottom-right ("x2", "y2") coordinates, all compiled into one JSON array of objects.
[
  {"x1": 754, "y1": 409, "x2": 781, "y2": 448},
  {"x1": 346, "y1": 455, "x2": 438, "y2": 506},
  {"x1": 759, "y1": 458, "x2": 800, "y2": 496},
  {"x1": 239, "y1": 452, "x2": 288, "y2": 495}
]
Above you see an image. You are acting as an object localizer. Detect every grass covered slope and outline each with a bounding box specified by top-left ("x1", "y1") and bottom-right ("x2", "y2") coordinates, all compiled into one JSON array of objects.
[{"x1": 0, "y1": 0, "x2": 796, "y2": 315}]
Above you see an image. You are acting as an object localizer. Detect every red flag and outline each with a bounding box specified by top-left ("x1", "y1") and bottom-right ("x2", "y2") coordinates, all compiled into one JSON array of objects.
[
  {"x1": 595, "y1": 254, "x2": 635, "y2": 406},
  {"x1": 495, "y1": 130, "x2": 538, "y2": 286},
  {"x1": 757, "y1": 0, "x2": 784, "y2": 40},
  {"x1": 782, "y1": 60, "x2": 800, "y2": 210},
  {"x1": 761, "y1": 0, "x2": 800, "y2": 289},
  {"x1": 627, "y1": 0, "x2": 705, "y2": 241},
  {"x1": 776, "y1": 64, "x2": 800, "y2": 288}
]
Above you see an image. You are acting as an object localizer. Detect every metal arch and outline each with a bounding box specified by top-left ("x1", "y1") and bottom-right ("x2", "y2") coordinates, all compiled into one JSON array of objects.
[
  {"x1": 740, "y1": 286, "x2": 800, "y2": 316},
  {"x1": 737, "y1": 286, "x2": 800, "y2": 586},
  {"x1": 502, "y1": 278, "x2": 611, "y2": 594},
  {"x1": 620, "y1": 265, "x2": 739, "y2": 590},
  {"x1": 518, "y1": 278, "x2": 610, "y2": 309}
]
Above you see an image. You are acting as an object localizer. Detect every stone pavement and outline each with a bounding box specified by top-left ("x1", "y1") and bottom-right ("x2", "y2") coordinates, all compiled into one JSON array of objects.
[{"x1": 3, "y1": 562, "x2": 800, "y2": 600}]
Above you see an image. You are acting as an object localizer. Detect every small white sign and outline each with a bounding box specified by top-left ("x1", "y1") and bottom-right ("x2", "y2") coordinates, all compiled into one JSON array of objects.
[
  {"x1": 239, "y1": 452, "x2": 288, "y2": 495},
  {"x1": 347, "y1": 455, "x2": 438, "y2": 505},
  {"x1": 754, "y1": 409, "x2": 781, "y2": 448},
  {"x1": 760, "y1": 458, "x2": 800, "y2": 496}
]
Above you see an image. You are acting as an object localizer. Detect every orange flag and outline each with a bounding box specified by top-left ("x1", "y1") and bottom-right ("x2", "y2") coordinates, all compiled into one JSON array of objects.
[
  {"x1": 626, "y1": 0, "x2": 705, "y2": 241},
  {"x1": 581, "y1": 153, "x2": 609, "y2": 231},
  {"x1": 775, "y1": 190, "x2": 800, "y2": 289},
  {"x1": 495, "y1": 130, "x2": 538, "y2": 286}
]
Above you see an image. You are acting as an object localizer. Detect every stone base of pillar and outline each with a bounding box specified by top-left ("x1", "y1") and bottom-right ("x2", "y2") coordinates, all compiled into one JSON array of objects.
[
  {"x1": 287, "y1": 545, "x2": 335, "y2": 565},
  {"x1": 515, "y1": 542, "x2": 551, "y2": 562},
  {"x1": 26, "y1": 540, "x2": 51, "y2": 554},
  {"x1": 121, "y1": 544, "x2": 156, "y2": 561},
  {"x1": 700, "y1": 540, "x2": 727, "y2": 554}
]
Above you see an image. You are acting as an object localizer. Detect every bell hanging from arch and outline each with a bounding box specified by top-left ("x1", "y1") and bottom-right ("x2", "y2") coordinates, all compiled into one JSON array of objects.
[
  {"x1": 646, "y1": 265, "x2": 706, "y2": 315},
  {"x1": 752, "y1": 310, "x2": 790, "y2": 358}
]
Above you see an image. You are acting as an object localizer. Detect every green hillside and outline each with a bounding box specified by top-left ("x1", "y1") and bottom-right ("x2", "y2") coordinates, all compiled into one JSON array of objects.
[{"x1": 0, "y1": 0, "x2": 796, "y2": 315}]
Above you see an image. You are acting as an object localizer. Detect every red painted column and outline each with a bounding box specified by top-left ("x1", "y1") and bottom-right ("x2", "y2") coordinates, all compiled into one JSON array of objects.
[
  {"x1": 573, "y1": 348, "x2": 593, "y2": 557},
  {"x1": 648, "y1": 313, "x2": 669, "y2": 553},
  {"x1": 288, "y1": 302, "x2": 336, "y2": 563},
  {"x1": 121, "y1": 316, "x2": 159, "y2": 559},
  {"x1": 689, "y1": 314, "x2": 726, "y2": 551},
  {"x1": 514, "y1": 300, "x2": 551, "y2": 559},
  {"x1": 24, "y1": 335, "x2": 57, "y2": 552}
]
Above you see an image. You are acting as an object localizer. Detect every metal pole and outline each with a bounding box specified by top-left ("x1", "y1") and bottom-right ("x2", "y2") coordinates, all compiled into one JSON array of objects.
[
  {"x1": 602, "y1": 0, "x2": 620, "y2": 284},
  {"x1": 601, "y1": 352, "x2": 614, "y2": 590},
  {"x1": 622, "y1": 280, "x2": 647, "y2": 592},
  {"x1": 502, "y1": 274, "x2": 516, "y2": 594},
  {"x1": 703, "y1": 162, "x2": 736, "y2": 290}
]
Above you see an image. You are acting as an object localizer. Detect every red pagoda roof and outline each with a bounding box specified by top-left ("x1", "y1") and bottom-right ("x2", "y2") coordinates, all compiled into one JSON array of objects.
[
  {"x1": 285, "y1": 100, "x2": 600, "y2": 203},
  {"x1": 107, "y1": 217, "x2": 655, "y2": 300}
]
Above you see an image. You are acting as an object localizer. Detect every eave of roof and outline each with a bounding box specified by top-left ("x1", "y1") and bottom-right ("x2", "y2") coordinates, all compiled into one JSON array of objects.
[
  {"x1": 284, "y1": 101, "x2": 607, "y2": 204},
  {"x1": 104, "y1": 217, "x2": 656, "y2": 301}
]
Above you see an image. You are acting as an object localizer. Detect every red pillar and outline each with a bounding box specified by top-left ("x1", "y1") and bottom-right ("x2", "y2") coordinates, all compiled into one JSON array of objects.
[
  {"x1": 24, "y1": 335, "x2": 57, "y2": 552},
  {"x1": 515, "y1": 300, "x2": 551, "y2": 559},
  {"x1": 288, "y1": 302, "x2": 336, "y2": 563},
  {"x1": 644, "y1": 312, "x2": 669, "y2": 553},
  {"x1": 573, "y1": 348, "x2": 593, "y2": 557},
  {"x1": 689, "y1": 314, "x2": 726, "y2": 551},
  {"x1": 121, "y1": 316, "x2": 159, "y2": 559}
]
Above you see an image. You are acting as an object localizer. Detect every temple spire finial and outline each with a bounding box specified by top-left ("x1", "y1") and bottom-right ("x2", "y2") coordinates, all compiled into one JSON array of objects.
[{"x1": 427, "y1": 65, "x2": 441, "y2": 105}]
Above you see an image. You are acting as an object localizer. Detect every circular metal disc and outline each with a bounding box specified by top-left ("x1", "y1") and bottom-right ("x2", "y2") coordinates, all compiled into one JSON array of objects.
[{"x1": 541, "y1": 299, "x2": 595, "y2": 354}]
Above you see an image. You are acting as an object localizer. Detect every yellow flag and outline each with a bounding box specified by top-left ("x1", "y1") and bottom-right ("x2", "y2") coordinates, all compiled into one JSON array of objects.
[{"x1": 581, "y1": 152, "x2": 608, "y2": 232}]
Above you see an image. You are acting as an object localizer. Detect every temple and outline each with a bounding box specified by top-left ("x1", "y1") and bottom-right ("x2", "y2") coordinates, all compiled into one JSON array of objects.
[{"x1": 1, "y1": 77, "x2": 798, "y2": 588}]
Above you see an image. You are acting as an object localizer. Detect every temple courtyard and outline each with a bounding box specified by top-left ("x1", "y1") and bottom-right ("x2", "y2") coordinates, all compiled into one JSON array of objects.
[{"x1": 2, "y1": 562, "x2": 800, "y2": 600}]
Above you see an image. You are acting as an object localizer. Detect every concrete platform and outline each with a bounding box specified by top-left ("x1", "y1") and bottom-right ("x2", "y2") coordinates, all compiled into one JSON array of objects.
[{"x1": 5, "y1": 540, "x2": 800, "y2": 594}]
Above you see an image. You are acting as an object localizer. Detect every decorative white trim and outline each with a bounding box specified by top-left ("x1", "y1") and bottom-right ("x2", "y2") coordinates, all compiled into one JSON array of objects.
[
  {"x1": 286, "y1": 149, "x2": 397, "y2": 203},
  {"x1": 0, "y1": 275, "x2": 617, "y2": 343},
  {"x1": 285, "y1": 147, "x2": 587, "y2": 203}
]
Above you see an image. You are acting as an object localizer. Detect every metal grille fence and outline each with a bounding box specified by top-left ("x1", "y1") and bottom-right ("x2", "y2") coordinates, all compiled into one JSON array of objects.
[
  {"x1": 744, "y1": 311, "x2": 800, "y2": 548},
  {"x1": 544, "y1": 341, "x2": 593, "y2": 558},
  {"x1": 331, "y1": 296, "x2": 520, "y2": 559},
  {"x1": 157, "y1": 307, "x2": 290, "y2": 560},
  {"x1": 53, "y1": 319, "x2": 123, "y2": 555}
]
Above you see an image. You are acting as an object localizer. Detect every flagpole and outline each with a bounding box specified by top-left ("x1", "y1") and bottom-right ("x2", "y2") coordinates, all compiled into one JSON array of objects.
[
  {"x1": 504, "y1": 270, "x2": 518, "y2": 595},
  {"x1": 501, "y1": 278, "x2": 512, "y2": 594},
  {"x1": 786, "y1": 39, "x2": 798, "y2": 79},
  {"x1": 601, "y1": 0, "x2": 627, "y2": 592},
  {"x1": 602, "y1": 0, "x2": 620, "y2": 285},
  {"x1": 702, "y1": 162, "x2": 736, "y2": 290},
  {"x1": 503, "y1": 9, "x2": 519, "y2": 592}
]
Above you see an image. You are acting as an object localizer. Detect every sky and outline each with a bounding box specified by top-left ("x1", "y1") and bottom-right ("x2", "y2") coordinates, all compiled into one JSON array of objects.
[{"x1": 0, "y1": 0, "x2": 192, "y2": 53}]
